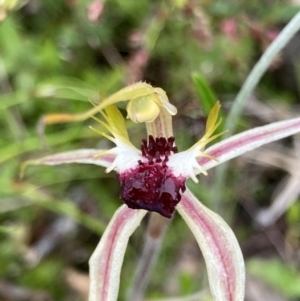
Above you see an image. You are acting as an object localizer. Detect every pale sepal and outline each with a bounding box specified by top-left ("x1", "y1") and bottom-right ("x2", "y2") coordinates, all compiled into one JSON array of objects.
[
  {"x1": 21, "y1": 149, "x2": 115, "y2": 177},
  {"x1": 42, "y1": 82, "x2": 177, "y2": 125},
  {"x1": 198, "y1": 117, "x2": 300, "y2": 172},
  {"x1": 89, "y1": 205, "x2": 147, "y2": 301},
  {"x1": 177, "y1": 189, "x2": 245, "y2": 301}
]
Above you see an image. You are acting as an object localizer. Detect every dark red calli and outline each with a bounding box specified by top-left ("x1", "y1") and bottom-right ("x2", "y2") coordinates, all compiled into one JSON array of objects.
[{"x1": 118, "y1": 136, "x2": 186, "y2": 218}]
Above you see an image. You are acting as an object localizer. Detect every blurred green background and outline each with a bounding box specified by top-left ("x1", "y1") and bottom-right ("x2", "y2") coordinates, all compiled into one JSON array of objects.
[{"x1": 1, "y1": 0, "x2": 300, "y2": 300}]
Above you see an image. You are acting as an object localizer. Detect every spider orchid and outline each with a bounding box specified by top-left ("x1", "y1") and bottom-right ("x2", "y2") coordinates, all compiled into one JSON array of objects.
[{"x1": 23, "y1": 83, "x2": 300, "y2": 301}]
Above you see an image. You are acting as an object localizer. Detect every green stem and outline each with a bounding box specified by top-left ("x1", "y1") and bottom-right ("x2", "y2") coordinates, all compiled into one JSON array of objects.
[{"x1": 212, "y1": 11, "x2": 300, "y2": 211}]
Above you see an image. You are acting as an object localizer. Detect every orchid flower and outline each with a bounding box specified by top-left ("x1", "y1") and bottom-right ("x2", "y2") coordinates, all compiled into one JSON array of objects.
[{"x1": 24, "y1": 82, "x2": 300, "y2": 301}]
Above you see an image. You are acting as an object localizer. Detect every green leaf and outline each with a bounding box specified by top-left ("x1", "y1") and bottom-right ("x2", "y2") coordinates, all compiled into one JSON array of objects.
[
  {"x1": 192, "y1": 72, "x2": 218, "y2": 116},
  {"x1": 192, "y1": 72, "x2": 225, "y2": 137}
]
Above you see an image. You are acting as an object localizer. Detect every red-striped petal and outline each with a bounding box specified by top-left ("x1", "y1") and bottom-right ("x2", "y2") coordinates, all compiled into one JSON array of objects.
[
  {"x1": 89, "y1": 205, "x2": 147, "y2": 301},
  {"x1": 24, "y1": 149, "x2": 115, "y2": 168},
  {"x1": 177, "y1": 189, "x2": 245, "y2": 301},
  {"x1": 198, "y1": 117, "x2": 300, "y2": 171}
]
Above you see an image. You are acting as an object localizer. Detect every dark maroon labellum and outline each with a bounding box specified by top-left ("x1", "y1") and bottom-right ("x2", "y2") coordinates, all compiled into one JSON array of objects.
[{"x1": 118, "y1": 136, "x2": 186, "y2": 218}]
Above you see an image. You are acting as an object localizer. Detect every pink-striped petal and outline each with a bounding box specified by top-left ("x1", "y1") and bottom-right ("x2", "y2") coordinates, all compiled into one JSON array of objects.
[
  {"x1": 25, "y1": 149, "x2": 115, "y2": 168},
  {"x1": 177, "y1": 189, "x2": 245, "y2": 301},
  {"x1": 89, "y1": 205, "x2": 147, "y2": 301},
  {"x1": 198, "y1": 117, "x2": 300, "y2": 171}
]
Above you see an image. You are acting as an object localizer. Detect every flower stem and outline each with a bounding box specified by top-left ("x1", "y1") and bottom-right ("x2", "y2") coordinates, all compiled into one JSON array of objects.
[
  {"x1": 212, "y1": 11, "x2": 300, "y2": 211},
  {"x1": 128, "y1": 106, "x2": 175, "y2": 300},
  {"x1": 144, "y1": 289, "x2": 209, "y2": 301},
  {"x1": 226, "y1": 11, "x2": 300, "y2": 136},
  {"x1": 126, "y1": 213, "x2": 171, "y2": 301}
]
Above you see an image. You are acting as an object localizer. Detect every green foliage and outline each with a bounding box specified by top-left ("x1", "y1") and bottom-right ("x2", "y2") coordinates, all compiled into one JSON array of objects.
[
  {"x1": 248, "y1": 259, "x2": 300, "y2": 298},
  {"x1": 192, "y1": 73, "x2": 217, "y2": 116},
  {"x1": 1, "y1": 0, "x2": 300, "y2": 299},
  {"x1": 21, "y1": 259, "x2": 65, "y2": 298}
]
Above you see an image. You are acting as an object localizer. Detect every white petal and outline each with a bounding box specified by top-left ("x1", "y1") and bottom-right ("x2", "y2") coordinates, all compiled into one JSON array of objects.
[
  {"x1": 168, "y1": 148, "x2": 206, "y2": 182},
  {"x1": 108, "y1": 140, "x2": 143, "y2": 173}
]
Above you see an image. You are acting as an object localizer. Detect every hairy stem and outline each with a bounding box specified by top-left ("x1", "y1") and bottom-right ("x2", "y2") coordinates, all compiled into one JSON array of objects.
[{"x1": 127, "y1": 213, "x2": 171, "y2": 301}]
